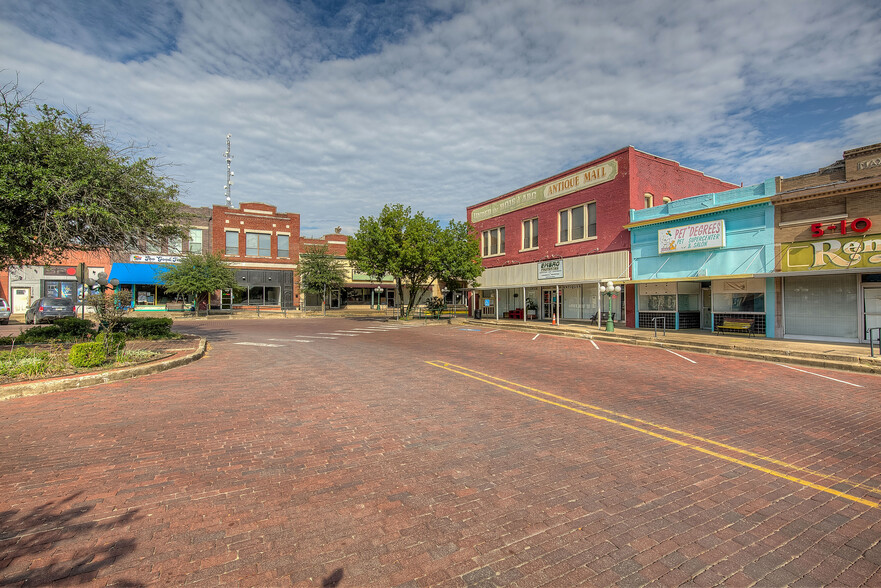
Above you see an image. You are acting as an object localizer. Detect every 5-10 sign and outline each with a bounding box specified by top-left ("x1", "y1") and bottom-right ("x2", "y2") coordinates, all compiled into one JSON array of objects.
[{"x1": 810, "y1": 218, "x2": 872, "y2": 238}]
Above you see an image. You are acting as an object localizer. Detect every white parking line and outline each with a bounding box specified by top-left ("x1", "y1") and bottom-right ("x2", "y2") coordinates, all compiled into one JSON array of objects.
[
  {"x1": 664, "y1": 349, "x2": 697, "y2": 364},
  {"x1": 235, "y1": 342, "x2": 283, "y2": 347},
  {"x1": 318, "y1": 332, "x2": 359, "y2": 337},
  {"x1": 776, "y1": 364, "x2": 863, "y2": 388},
  {"x1": 590, "y1": 340, "x2": 599, "y2": 350},
  {"x1": 269, "y1": 337, "x2": 337, "y2": 341},
  {"x1": 532, "y1": 334, "x2": 540, "y2": 340},
  {"x1": 485, "y1": 329, "x2": 499, "y2": 334}
]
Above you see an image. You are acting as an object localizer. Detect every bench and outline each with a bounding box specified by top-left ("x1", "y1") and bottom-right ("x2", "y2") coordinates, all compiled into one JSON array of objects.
[
  {"x1": 165, "y1": 302, "x2": 194, "y2": 313},
  {"x1": 716, "y1": 319, "x2": 754, "y2": 337}
]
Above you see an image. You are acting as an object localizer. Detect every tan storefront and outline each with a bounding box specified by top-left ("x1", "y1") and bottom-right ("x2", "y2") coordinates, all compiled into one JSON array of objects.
[{"x1": 768, "y1": 143, "x2": 881, "y2": 342}]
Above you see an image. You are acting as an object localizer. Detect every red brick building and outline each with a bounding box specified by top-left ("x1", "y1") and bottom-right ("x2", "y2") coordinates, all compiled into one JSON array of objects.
[
  {"x1": 467, "y1": 147, "x2": 737, "y2": 326},
  {"x1": 212, "y1": 202, "x2": 300, "y2": 308}
]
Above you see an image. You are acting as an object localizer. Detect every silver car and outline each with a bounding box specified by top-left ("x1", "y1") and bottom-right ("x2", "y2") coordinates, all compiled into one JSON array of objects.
[
  {"x1": 24, "y1": 297, "x2": 77, "y2": 324},
  {"x1": 0, "y1": 298, "x2": 10, "y2": 325}
]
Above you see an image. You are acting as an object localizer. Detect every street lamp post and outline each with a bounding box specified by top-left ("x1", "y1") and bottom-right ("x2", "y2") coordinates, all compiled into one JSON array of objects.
[
  {"x1": 599, "y1": 280, "x2": 620, "y2": 332},
  {"x1": 374, "y1": 286, "x2": 383, "y2": 311}
]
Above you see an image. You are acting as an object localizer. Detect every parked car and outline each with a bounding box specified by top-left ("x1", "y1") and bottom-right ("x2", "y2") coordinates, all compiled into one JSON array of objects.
[
  {"x1": 24, "y1": 297, "x2": 77, "y2": 324},
  {"x1": 0, "y1": 298, "x2": 10, "y2": 325}
]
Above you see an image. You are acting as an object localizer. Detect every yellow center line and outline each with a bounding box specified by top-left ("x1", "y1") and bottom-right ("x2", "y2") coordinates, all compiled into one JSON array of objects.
[{"x1": 426, "y1": 360, "x2": 879, "y2": 509}]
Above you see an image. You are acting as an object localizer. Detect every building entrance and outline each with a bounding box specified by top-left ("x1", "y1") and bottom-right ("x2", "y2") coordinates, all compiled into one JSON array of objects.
[{"x1": 541, "y1": 288, "x2": 560, "y2": 321}]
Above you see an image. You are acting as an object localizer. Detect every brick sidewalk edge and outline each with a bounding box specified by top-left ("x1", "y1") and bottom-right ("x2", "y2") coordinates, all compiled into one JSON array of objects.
[{"x1": 0, "y1": 337, "x2": 207, "y2": 402}]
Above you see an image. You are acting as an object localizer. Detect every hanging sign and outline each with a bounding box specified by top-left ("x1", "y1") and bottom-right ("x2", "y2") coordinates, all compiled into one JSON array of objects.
[{"x1": 659, "y1": 220, "x2": 725, "y2": 254}]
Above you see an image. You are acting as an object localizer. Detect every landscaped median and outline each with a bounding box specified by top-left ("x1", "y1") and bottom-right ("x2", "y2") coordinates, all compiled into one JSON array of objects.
[{"x1": 0, "y1": 318, "x2": 206, "y2": 401}]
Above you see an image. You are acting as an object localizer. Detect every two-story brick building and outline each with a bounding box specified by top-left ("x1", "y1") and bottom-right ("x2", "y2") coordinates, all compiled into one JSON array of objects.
[
  {"x1": 466, "y1": 147, "x2": 737, "y2": 326},
  {"x1": 212, "y1": 202, "x2": 300, "y2": 308}
]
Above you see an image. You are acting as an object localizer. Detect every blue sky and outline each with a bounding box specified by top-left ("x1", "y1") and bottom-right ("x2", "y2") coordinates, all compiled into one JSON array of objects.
[{"x1": 2, "y1": 0, "x2": 881, "y2": 237}]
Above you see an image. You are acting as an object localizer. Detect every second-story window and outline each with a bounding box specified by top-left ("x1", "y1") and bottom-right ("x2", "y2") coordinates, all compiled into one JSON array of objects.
[
  {"x1": 482, "y1": 227, "x2": 505, "y2": 257},
  {"x1": 558, "y1": 202, "x2": 596, "y2": 244},
  {"x1": 188, "y1": 229, "x2": 203, "y2": 254},
  {"x1": 168, "y1": 236, "x2": 182, "y2": 255},
  {"x1": 146, "y1": 238, "x2": 161, "y2": 254},
  {"x1": 278, "y1": 234, "x2": 289, "y2": 258},
  {"x1": 246, "y1": 232, "x2": 271, "y2": 257},
  {"x1": 225, "y1": 231, "x2": 239, "y2": 255},
  {"x1": 522, "y1": 218, "x2": 538, "y2": 250}
]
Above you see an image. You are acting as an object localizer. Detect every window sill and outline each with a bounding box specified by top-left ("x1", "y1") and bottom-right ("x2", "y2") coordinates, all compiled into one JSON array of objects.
[
  {"x1": 519, "y1": 247, "x2": 539, "y2": 253},
  {"x1": 555, "y1": 236, "x2": 597, "y2": 246}
]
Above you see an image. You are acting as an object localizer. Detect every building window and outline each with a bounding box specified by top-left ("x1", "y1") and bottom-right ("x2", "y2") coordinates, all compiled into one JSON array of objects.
[
  {"x1": 146, "y1": 238, "x2": 161, "y2": 254},
  {"x1": 644, "y1": 193, "x2": 654, "y2": 208},
  {"x1": 188, "y1": 229, "x2": 203, "y2": 254},
  {"x1": 278, "y1": 234, "x2": 289, "y2": 258},
  {"x1": 246, "y1": 232, "x2": 271, "y2": 257},
  {"x1": 168, "y1": 236, "x2": 182, "y2": 255},
  {"x1": 225, "y1": 231, "x2": 239, "y2": 255},
  {"x1": 482, "y1": 227, "x2": 505, "y2": 257},
  {"x1": 522, "y1": 218, "x2": 538, "y2": 250},
  {"x1": 558, "y1": 202, "x2": 596, "y2": 244},
  {"x1": 662, "y1": 196, "x2": 672, "y2": 204}
]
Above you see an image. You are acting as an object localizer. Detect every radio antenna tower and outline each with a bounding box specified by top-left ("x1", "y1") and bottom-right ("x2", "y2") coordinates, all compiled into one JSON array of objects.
[{"x1": 223, "y1": 133, "x2": 234, "y2": 207}]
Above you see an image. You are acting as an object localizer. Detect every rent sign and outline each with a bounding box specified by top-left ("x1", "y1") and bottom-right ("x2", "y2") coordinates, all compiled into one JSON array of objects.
[
  {"x1": 782, "y1": 233, "x2": 881, "y2": 271},
  {"x1": 658, "y1": 220, "x2": 725, "y2": 254}
]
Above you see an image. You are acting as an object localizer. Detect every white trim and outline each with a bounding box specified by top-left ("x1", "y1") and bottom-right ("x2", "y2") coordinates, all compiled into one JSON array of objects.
[
  {"x1": 245, "y1": 229, "x2": 273, "y2": 235},
  {"x1": 241, "y1": 209, "x2": 274, "y2": 215},
  {"x1": 227, "y1": 262, "x2": 297, "y2": 269},
  {"x1": 778, "y1": 214, "x2": 846, "y2": 228}
]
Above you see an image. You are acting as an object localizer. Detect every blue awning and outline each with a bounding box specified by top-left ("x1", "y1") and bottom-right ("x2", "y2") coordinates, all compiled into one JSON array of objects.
[{"x1": 109, "y1": 263, "x2": 166, "y2": 285}]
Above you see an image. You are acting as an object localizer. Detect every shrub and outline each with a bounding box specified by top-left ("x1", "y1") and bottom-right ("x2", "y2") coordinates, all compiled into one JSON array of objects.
[
  {"x1": 68, "y1": 342, "x2": 107, "y2": 368},
  {"x1": 109, "y1": 317, "x2": 175, "y2": 339},
  {"x1": 54, "y1": 317, "x2": 97, "y2": 338},
  {"x1": 96, "y1": 331, "x2": 126, "y2": 353},
  {"x1": 17, "y1": 325, "x2": 63, "y2": 343}
]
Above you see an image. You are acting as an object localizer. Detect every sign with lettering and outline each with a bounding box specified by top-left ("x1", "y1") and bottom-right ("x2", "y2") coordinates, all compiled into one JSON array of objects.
[
  {"x1": 471, "y1": 160, "x2": 618, "y2": 222},
  {"x1": 858, "y1": 157, "x2": 881, "y2": 171},
  {"x1": 658, "y1": 220, "x2": 725, "y2": 254},
  {"x1": 130, "y1": 254, "x2": 182, "y2": 264},
  {"x1": 810, "y1": 218, "x2": 871, "y2": 238},
  {"x1": 538, "y1": 260, "x2": 563, "y2": 280},
  {"x1": 782, "y1": 233, "x2": 881, "y2": 271}
]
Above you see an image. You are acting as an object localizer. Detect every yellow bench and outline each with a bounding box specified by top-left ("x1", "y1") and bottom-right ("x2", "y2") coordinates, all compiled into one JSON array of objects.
[{"x1": 716, "y1": 320, "x2": 754, "y2": 337}]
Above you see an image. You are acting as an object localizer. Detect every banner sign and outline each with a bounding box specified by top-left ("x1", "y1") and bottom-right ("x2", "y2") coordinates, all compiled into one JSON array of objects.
[
  {"x1": 659, "y1": 220, "x2": 725, "y2": 254},
  {"x1": 782, "y1": 233, "x2": 881, "y2": 271},
  {"x1": 538, "y1": 260, "x2": 563, "y2": 280},
  {"x1": 471, "y1": 160, "x2": 618, "y2": 222},
  {"x1": 130, "y1": 254, "x2": 182, "y2": 264}
]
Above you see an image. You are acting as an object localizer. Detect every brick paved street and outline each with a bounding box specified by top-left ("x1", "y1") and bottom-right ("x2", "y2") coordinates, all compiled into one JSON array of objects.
[{"x1": 2, "y1": 318, "x2": 881, "y2": 587}]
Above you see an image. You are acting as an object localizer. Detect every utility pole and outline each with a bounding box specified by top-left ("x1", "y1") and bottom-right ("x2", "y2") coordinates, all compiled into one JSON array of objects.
[{"x1": 224, "y1": 133, "x2": 234, "y2": 207}]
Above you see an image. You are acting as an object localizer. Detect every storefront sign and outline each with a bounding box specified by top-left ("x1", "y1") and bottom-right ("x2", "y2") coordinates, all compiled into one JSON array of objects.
[
  {"x1": 810, "y1": 218, "x2": 871, "y2": 238},
  {"x1": 130, "y1": 254, "x2": 182, "y2": 264},
  {"x1": 538, "y1": 260, "x2": 563, "y2": 280},
  {"x1": 658, "y1": 220, "x2": 725, "y2": 254},
  {"x1": 858, "y1": 157, "x2": 881, "y2": 171},
  {"x1": 471, "y1": 160, "x2": 618, "y2": 222},
  {"x1": 43, "y1": 265, "x2": 76, "y2": 276},
  {"x1": 782, "y1": 232, "x2": 881, "y2": 271}
]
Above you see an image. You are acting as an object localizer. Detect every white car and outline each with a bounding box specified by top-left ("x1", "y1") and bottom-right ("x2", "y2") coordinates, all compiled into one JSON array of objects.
[{"x1": 0, "y1": 298, "x2": 10, "y2": 325}]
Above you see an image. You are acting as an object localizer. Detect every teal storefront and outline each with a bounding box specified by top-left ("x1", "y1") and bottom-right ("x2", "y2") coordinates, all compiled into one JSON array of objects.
[
  {"x1": 626, "y1": 180, "x2": 777, "y2": 336},
  {"x1": 108, "y1": 263, "x2": 174, "y2": 310}
]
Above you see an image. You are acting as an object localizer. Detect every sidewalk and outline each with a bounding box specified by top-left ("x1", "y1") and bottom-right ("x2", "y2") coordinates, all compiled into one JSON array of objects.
[{"x1": 461, "y1": 317, "x2": 881, "y2": 375}]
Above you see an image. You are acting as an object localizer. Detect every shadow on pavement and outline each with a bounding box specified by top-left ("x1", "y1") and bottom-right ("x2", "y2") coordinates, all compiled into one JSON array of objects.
[{"x1": 0, "y1": 492, "x2": 143, "y2": 587}]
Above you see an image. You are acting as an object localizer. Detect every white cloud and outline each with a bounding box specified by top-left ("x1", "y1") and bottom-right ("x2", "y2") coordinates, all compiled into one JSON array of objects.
[{"x1": 1, "y1": 0, "x2": 880, "y2": 235}]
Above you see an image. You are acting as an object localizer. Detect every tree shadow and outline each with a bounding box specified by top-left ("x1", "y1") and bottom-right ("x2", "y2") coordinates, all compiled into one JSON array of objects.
[
  {"x1": 0, "y1": 492, "x2": 144, "y2": 586},
  {"x1": 171, "y1": 323, "x2": 238, "y2": 342}
]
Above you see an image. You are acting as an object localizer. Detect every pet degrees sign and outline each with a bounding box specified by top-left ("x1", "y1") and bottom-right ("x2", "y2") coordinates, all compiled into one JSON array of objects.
[{"x1": 658, "y1": 220, "x2": 725, "y2": 254}]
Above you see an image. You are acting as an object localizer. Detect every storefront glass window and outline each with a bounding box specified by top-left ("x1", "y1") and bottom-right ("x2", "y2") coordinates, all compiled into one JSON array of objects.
[
  {"x1": 713, "y1": 293, "x2": 765, "y2": 313},
  {"x1": 226, "y1": 232, "x2": 238, "y2": 255},
  {"x1": 246, "y1": 233, "x2": 271, "y2": 257},
  {"x1": 248, "y1": 286, "x2": 265, "y2": 305}
]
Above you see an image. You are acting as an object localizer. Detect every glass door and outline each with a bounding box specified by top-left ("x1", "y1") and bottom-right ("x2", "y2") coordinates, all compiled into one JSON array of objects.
[
  {"x1": 701, "y1": 288, "x2": 712, "y2": 330},
  {"x1": 863, "y1": 285, "x2": 881, "y2": 343},
  {"x1": 541, "y1": 288, "x2": 560, "y2": 321}
]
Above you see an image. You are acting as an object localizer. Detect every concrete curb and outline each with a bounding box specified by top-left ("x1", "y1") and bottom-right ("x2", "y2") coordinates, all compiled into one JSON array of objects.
[{"x1": 0, "y1": 337, "x2": 207, "y2": 401}]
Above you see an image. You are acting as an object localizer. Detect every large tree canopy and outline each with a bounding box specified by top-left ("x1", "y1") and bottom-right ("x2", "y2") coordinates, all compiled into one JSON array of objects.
[
  {"x1": 346, "y1": 204, "x2": 482, "y2": 317},
  {"x1": 297, "y1": 244, "x2": 348, "y2": 315},
  {"x1": 0, "y1": 78, "x2": 190, "y2": 270}
]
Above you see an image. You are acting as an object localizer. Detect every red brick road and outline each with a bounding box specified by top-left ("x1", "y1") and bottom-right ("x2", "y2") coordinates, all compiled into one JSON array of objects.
[{"x1": 1, "y1": 318, "x2": 881, "y2": 586}]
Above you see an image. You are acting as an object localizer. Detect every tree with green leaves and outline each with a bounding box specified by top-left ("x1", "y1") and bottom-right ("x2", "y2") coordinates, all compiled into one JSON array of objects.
[
  {"x1": 297, "y1": 244, "x2": 348, "y2": 316},
  {"x1": 158, "y1": 253, "x2": 240, "y2": 316},
  {"x1": 347, "y1": 204, "x2": 483, "y2": 318},
  {"x1": 0, "y1": 77, "x2": 190, "y2": 270}
]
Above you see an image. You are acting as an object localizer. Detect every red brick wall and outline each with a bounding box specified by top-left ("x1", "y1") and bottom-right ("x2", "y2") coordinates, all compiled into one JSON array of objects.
[
  {"x1": 211, "y1": 203, "x2": 300, "y2": 263},
  {"x1": 300, "y1": 233, "x2": 349, "y2": 257}
]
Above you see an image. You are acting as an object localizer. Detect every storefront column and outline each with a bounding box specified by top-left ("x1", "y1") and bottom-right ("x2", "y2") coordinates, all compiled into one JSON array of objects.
[
  {"x1": 523, "y1": 286, "x2": 527, "y2": 322},
  {"x1": 556, "y1": 285, "x2": 561, "y2": 324},
  {"x1": 495, "y1": 289, "x2": 499, "y2": 320}
]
